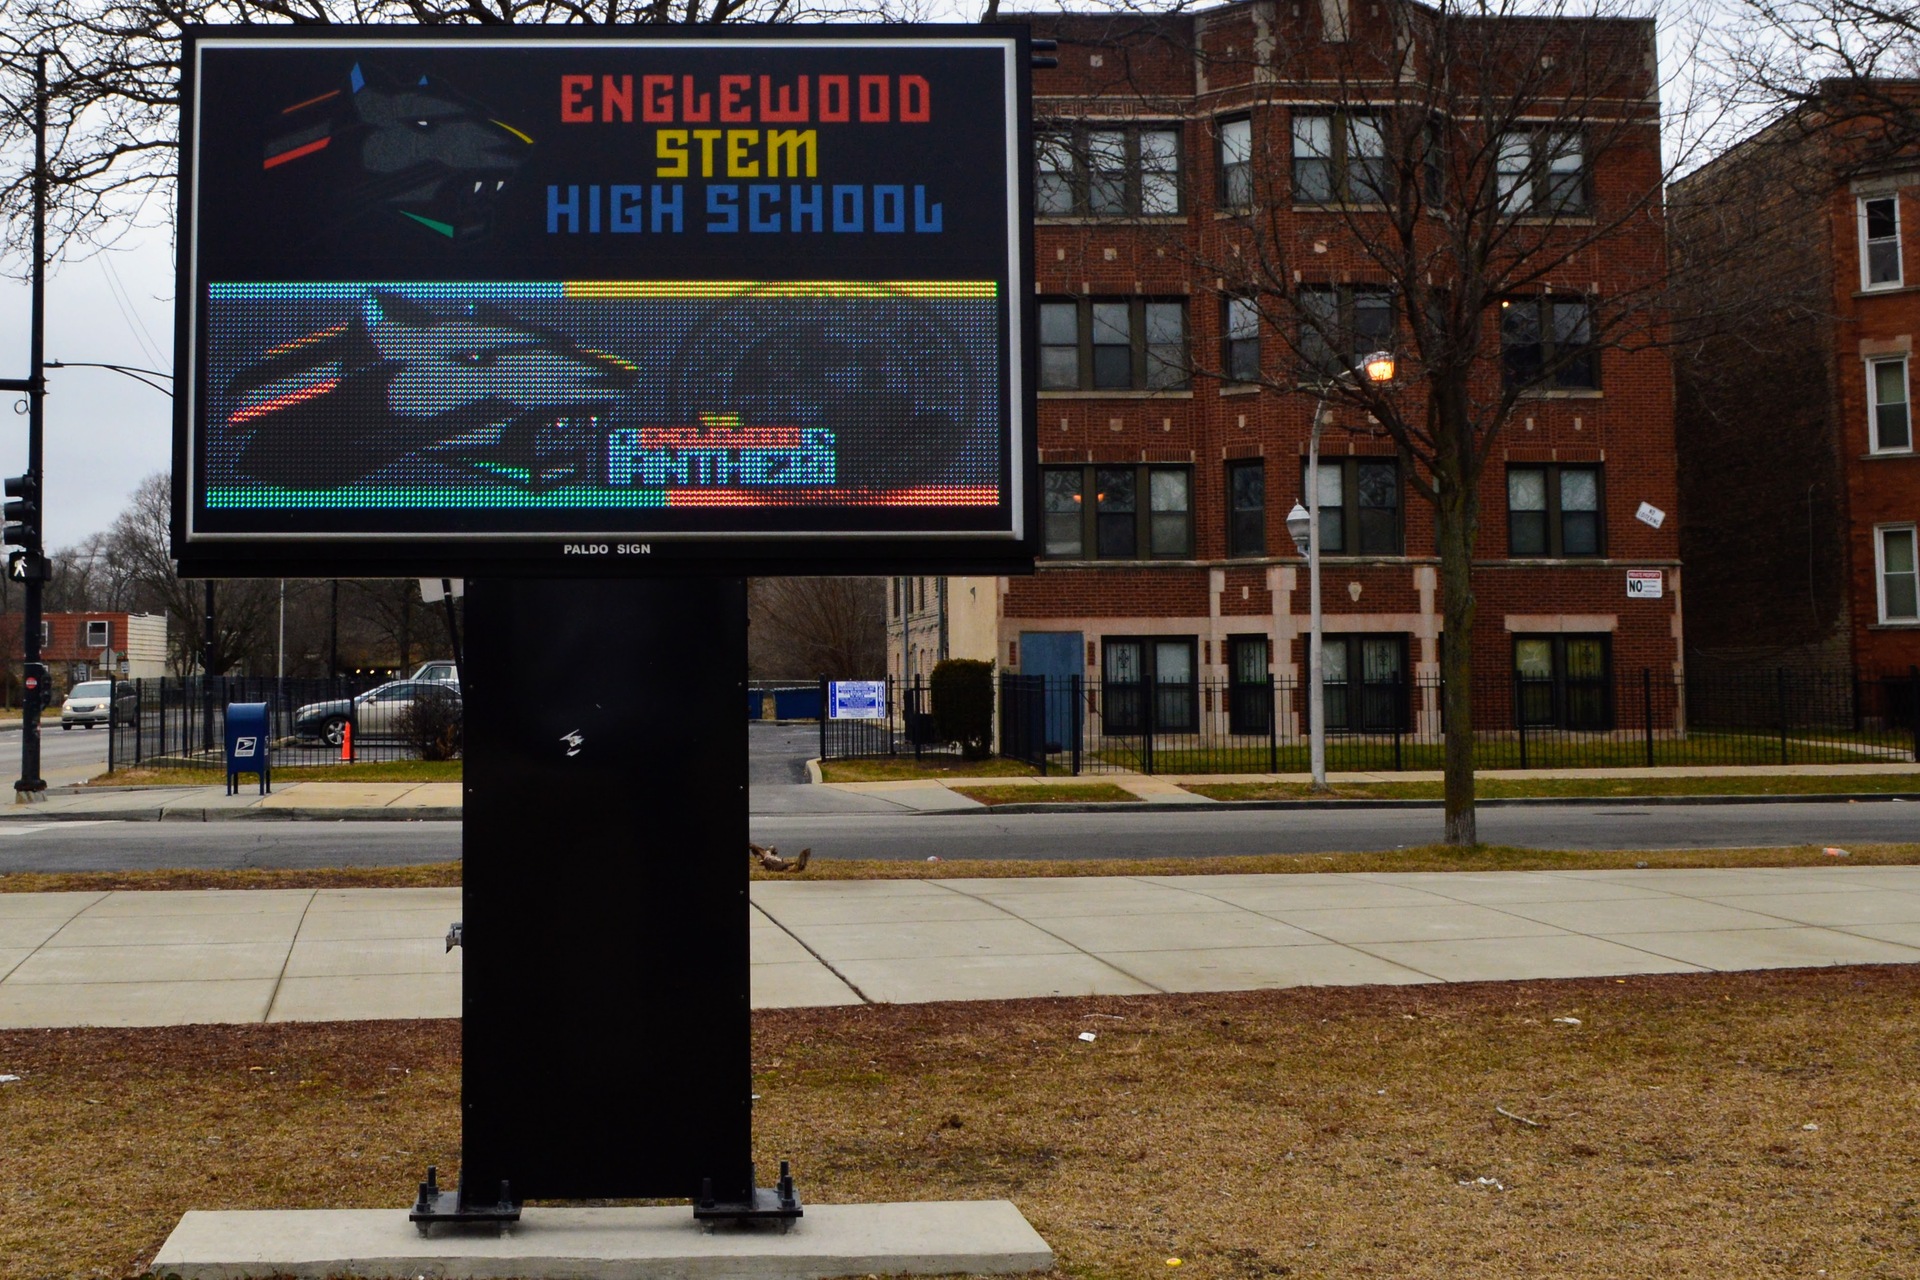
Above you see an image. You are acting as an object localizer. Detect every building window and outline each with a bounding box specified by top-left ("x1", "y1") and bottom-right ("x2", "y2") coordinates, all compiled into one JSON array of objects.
[
  {"x1": 38, "y1": 621, "x2": 49, "y2": 648},
  {"x1": 1041, "y1": 464, "x2": 1192, "y2": 559},
  {"x1": 1299, "y1": 286, "x2": 1395, "y2": 378},
  {"x1": 1038, "y1": 298, "x2": 1189, "y2": 391},
  {"x1": 1496, "y1": 130, "x2": 1588, "y2": 216},
  {"x1": 1292, "y1": 112, "x2": 1390, "y2": 204},
  {"x1": 85, "y1": 620, "x2": 110, "y2": 648},
  {"x1": 1869, "y1": 356, "x2": 1913, "y2": 453},
  {"x1": 1044, "y1": 468, "x2": 1084, "y2": 557},
  {"x1": 1514, "y1": 634, "x2": 1613, "y2": 729},
  {"x1": 1317, "y1": 634, "x2": 1410, "y2": 731},
  {"x1": 1508, "y1": 464, "x2": 1603, "y2": 557},
  {"x1": 1501, "y1": 297, "x2": 1596, "y2": 390},
  {"x1": 1861, "y1": 196, "x2": 1903, "y2": 289},
  {"x1": 1303, "y1": 457, "x2": 1401, "y2": 554},
  {"x1": 1228, "y1": 460, "x2": 1266, "y2": 557},
  {"x1": 1227, "y1": 635, "x2": 1271, "y2": 735},
  {"x1": 1224, "y1": 296, "x2": 1261, "y2": 383},
  {"x1": 1034, "y1": 123, "x2": 1182, "y2": 217},
  {"x1": 1102, "y1": 637, "x2": 1198, "y2": 733},
  {"x1": 1878, "y1": 525, "x2": 1919, "y2": 623},
  {"x1": 1218, "y1": 115, "x2": 1253, "y2": 207}
]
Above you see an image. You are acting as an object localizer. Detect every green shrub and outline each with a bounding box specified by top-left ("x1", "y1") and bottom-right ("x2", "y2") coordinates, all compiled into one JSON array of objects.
[{"x1": 930, "y1": 659, "x2": 995, "y2": 759}]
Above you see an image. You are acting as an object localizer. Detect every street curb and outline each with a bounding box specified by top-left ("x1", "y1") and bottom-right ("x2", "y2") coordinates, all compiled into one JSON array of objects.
[
  {"x1": 0, "y1": 806, "x2": 463, "y2": 823},
  {"x1": 1, "y1": 793, "x2": 1912, "y2": 823},
  {"x1": 960, "y1": 792, "x2": 1920, "y2": 816}
]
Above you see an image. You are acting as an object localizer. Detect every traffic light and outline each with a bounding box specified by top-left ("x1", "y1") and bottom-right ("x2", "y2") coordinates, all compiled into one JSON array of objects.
[{"x1": 3, "y1": 474, "x2": 39, "y2": 550}]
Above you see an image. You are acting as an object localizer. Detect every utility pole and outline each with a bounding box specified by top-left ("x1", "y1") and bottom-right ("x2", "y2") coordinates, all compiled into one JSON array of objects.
[
  {"x1": 1, "y1": 56, "x2": 50, "y2": 800},
  {"x1": 201, "y1": 580, "x2": 216, "y2": 752}
]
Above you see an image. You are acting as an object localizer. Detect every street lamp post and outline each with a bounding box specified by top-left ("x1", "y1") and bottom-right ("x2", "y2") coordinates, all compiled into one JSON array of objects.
[{"x1": 1287, "y1": 351, "x2": 1396, "y2": 791}]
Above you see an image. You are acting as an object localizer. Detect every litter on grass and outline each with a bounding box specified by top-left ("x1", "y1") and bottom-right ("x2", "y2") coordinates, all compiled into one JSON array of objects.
[
  {"x1": 1824, "y1": 847, "x2": 1851, "y2": 858},
  {"x1": 0, "y1": 1074, "x2": 19, "y2": 1084},
  {"x1": 1078, "y1": 1031, "x2": 1098, "y2": 1043},
  {"x1": 1553, "y1": 1016, "x2": 1583, "y2": 1026}
]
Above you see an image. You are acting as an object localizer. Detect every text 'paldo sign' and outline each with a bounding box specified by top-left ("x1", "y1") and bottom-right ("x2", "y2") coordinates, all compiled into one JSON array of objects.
[{"x1": 173, "y1": 26, "x2": 1035, "y2": 577}]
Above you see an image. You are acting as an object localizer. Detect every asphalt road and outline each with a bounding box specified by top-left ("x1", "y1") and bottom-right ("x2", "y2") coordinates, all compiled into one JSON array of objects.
[
  {"x1": 0, "y1": 722, "x2": 1909, "y2": 873},
  {"x1": 0, "y1": 719, "x2": 113, "y2": 779},
  {"x1": 0, "y1": 798, "x2": 1911, "y2": 875},
  {"x1": 749, "y1": 800, "x2": 1920, "y2": 862}
]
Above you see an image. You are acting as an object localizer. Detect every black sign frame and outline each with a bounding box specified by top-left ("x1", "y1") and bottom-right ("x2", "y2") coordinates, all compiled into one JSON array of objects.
[{"x1": 172, "y1": 24, "x2": 1036, "y2": 578}]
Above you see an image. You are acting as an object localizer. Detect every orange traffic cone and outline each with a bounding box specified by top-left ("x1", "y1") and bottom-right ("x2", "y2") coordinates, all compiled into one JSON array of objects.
[{"x1": 340, "y1": 720, "x2": 352, "y2": 762}]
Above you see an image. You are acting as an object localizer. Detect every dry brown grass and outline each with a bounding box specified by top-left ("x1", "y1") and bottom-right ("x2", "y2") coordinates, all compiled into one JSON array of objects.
[
  {"x1": 7, "y1": 968, "x2": 1920, "y2": 1278},
  {"x1": 949, "y1": 783, "x2": 1140, "y2": 806},
  {"x1": 90, "y1": 761, "x2": 461, "y2": 787},
  {"x1": 752, "y1": 843, "x2": 1920, "y2": 881},
  {"x1": 5, "y1": 846, "x2": 1917, "y2": 895},
  {"x1": 1188, "y1": 773, "x2": 1920, "y2": 801},
  {"x1": 0, "y1": 864, "x2": 462, "y2": 895},
  {"x1": 818, "y1": 756, "x2": 1039, "y2": 783}
]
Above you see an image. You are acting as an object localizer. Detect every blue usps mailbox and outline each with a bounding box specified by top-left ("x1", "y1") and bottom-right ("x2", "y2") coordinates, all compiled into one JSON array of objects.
[{"x1": 225, "y1": 702, "x2": 271, "y2": 796}]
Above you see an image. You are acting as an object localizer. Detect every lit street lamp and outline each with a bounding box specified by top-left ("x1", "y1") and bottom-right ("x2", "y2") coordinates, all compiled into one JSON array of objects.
[{"x1": 1288, "y1": 350, "x2": 1396, "y2": 790}]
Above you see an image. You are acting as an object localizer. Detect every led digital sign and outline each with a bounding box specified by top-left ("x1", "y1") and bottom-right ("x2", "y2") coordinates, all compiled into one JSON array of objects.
[{"x1": 174, "y1": 26, "x2": 1034, "y2": 575}]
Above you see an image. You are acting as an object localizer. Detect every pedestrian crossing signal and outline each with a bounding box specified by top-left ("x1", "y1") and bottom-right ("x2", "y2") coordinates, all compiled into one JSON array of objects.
[{"x1": 6, "y1": 551, "x2": 47, "y2": 581}]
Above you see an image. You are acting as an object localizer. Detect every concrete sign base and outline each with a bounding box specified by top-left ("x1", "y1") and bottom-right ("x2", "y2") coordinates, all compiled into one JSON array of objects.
[{"x1": 150, "y1": 1200, "x2": 1053, "y2": 1280}]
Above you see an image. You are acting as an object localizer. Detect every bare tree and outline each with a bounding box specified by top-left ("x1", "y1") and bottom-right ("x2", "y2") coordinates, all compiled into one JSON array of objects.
[
  {"x1": 1052, "y1": 0, "x2": 1728, "y2": 844},
  {"x1": 98, "y1": 471, "x2": 281, "y2": 672},
  {"x1": 0, "y1": 0, "x2": 907, "y2": 264},
  {"x1": 748, "y1": 577, "x2": 884, "y2": 679},
  {"x1": 1719, "y1": 0, "x2": 1920, "y2": 128}
]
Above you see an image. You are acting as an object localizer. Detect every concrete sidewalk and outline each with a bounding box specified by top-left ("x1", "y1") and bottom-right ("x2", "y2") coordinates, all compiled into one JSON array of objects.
[
  {"x1": 4, "y1": 865, "x2": 1920, "y2": 1029},
  {"x1": 0, "y1": 780, "x2": 463, "y2": 822}
]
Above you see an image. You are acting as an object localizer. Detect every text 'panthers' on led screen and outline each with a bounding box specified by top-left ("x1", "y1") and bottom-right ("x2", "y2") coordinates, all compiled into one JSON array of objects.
[{"x1": 175, "y1": 28, "x2": 1034, "y2": 575}]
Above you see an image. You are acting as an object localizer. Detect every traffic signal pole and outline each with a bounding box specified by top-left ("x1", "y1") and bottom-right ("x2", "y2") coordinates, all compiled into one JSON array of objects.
[{"x1": 0, "y1": 56, "x2": 50, "y2": 799}]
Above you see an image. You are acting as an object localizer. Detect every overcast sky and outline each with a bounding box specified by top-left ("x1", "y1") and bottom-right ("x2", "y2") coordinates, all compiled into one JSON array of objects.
[{"x1": 0, "y1": 231, "x2": 174, "y2": 551}]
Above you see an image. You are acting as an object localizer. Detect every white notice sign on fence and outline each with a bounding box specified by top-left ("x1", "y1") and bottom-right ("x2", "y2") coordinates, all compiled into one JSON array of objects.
[
  {"x1": 1626, "y1": 570, "x2": 1663, "y2": 599},
  {"x1": 829, "y1": 681, "x2": 888, "y2": 720}
]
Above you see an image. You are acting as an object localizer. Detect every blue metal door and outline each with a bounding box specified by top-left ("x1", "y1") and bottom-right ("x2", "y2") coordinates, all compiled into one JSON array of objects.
[{"x1": 1020, "y1": 631, "x2": 1084, "y2": 751}]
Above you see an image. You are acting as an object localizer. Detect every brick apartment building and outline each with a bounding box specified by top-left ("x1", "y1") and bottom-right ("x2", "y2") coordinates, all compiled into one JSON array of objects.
[
  {"x1": 1672, "y1": 89, "x2": 1920, "y2": 680},
  {"x1": 921, "y1": 0, "x2": 1682, "y2": 737}
]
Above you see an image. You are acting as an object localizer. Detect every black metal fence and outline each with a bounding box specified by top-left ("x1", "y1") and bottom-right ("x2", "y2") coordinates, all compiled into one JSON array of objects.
[
  {"x1": 821, "y1": 667, "x2": 1920, "y2": 775},
  {"x1": 105, "y1": 674, "x2": 452, "y2": 772},
  {"x1": 815, "y1": 677, "x2": 968, "y2": 762}
]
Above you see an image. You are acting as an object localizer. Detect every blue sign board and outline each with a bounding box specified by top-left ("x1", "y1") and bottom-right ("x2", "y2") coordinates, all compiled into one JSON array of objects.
[{"x1": 828, "y1": 680, "x2": 887, "y2": 720}]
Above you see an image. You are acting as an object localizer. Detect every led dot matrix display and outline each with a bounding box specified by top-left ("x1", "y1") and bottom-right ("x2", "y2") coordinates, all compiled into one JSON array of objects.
[{"x1": 176, "y1": 27, "x2": 1034, "y2": 575}]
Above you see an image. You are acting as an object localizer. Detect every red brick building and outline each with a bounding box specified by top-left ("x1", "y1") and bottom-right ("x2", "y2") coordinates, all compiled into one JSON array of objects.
[
  {"x1": 964, "y1": 1, "x2": 1681, "y2": 741},
  {"x1": 1673, "y1": 90, "x2": 1920, "y2": 681}
]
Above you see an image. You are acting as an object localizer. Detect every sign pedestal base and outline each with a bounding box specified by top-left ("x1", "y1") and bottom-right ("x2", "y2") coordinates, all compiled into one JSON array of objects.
[
  {"x1": 153, "y1": 1201, "x2": 1055, "y2": 1280},
  {"x1": 458, "y1": 577, "x2": 757, "y2": 1208}
]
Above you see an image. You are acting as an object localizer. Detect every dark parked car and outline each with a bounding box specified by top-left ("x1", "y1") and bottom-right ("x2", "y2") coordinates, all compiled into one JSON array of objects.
[{"x1": 293, "y1": 680, "x2": 463, "y2": 746}]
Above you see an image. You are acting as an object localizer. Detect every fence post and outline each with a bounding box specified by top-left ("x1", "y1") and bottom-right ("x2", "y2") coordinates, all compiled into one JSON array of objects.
[
  {"x1": 1142, "y1": 673, "x2": 1155, "y2": 777},
  {"x1": 1267, "y1": 679, "x2": 1278, "y2": 775},
  {"x1": 1516, "y1": 675, "x2": 1529, "y2": 770},
  {"x1": 1777, "y1": 667, "x2": 1789, "y2": 766},
  {"x1": 1642, "y1": 668, "x2": 1654, "y2": 768},
  {"x1": 134, "y1": 678, "x2": 143, "y2": 766},
  {"x1": 106, "y1": 676, "x2": 118, "y2": 774},
  {"x1": 1071, "y1": 675, "x2": 1083, "y2": 776},
  {"x1": 1910, "y1": 666, "x2": 1920, "y2": 764},
  {"x1": 817, "y1": 675, "x2": 828, "y2": 764}
]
